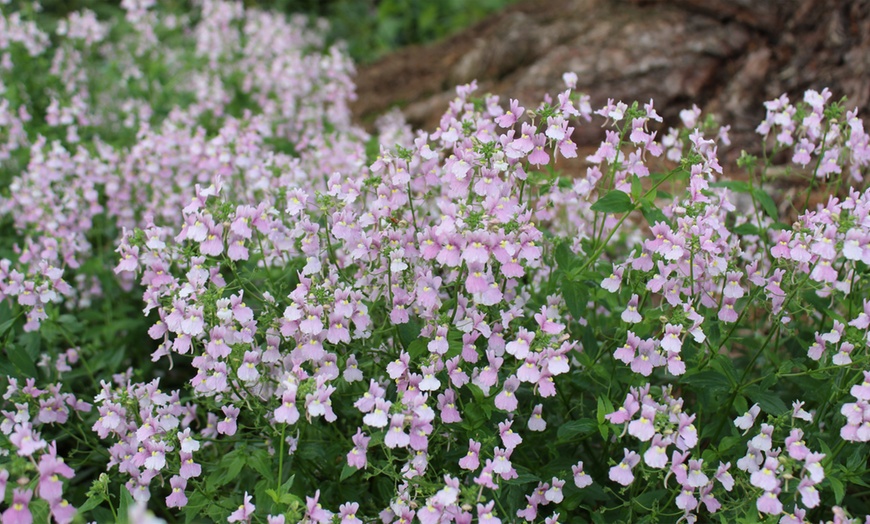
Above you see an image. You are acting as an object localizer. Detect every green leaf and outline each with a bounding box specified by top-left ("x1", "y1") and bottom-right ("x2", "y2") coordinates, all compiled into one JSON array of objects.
[
  {"x1": 630, "y1": 175, "x2": 643, "y2": 201},
  {"x1": 117, "y1": 486, "x2": 134, "y2": 524},
  {"x1": 22, "y1": 331, "x2": 40, "y2": 362},
  {"x1": 597, "y1": 396, "x2": 612, "y2": 439},
  {"x1": 502, "y1": 465, "x2": 539, "y2": 485},
  {"x1": 397, "y1": 318, "x2": 421, "y2": 348},
  {"x1": 828, "y1": 475, "x2": 845, "y2": 504},
  {"x1": 710, "y1": 180, "x2": 750, "y2": 192},
  {"x1": 744, "y1": 385, "x2": 788, "y2": 416},
  {"x1": 246, "y1": 448, "x2": 273, "y2": 481},
  {"x1": 717, "y1": 436, "x2": 741, "y2": 454},
  {"x1": 680, "y1": 370, "x2": 731, "y2": 393},
  {"x1": 208, "y1": 448, "x2": 247, "y2": 489},
  {"x1": 591, "y1": 190, "x2": 634, "y2": 214},
  {"x1": 7, "y1": 346, "x2": 38, "y2": 378},
  {"x1": 561, "y1": 278, "x2": 586, "y2": 320},
  {"x1": 733, "y1": 223, "x2": 759, "y2": 235},
  {"x1": 266, "y1": 488, "x2": 297, "y2": 506},
  {"x1": 640, "y1": 200, "x2": 669, "y2": 228},
  {"x1": 77, "y1": 495, "x2": 104, "y2": 515},
  {"x1": 752, "y1": 188, "x2": 779, "y2": 220},
  {"x1": 632, "y1": 489, "x2": 668, "y2": 511},
  {"x1": 709, "y1": 354, "x2": 739, "y2": 385},
  {"x1": 406, "y1": 339, "x2": 428, "y2": 360},
  {"x1": 0, "y1": 317, "x2": 14, "y2": 338},
  {"x1": 340, "y1": 463, "x2": 358, "y2": 482},
  {"x1": 846, "y1": 446, "x2": 867, "y2": 472},
  {"x1": 554, "y1": 241, "x2": 578, "y2": 272},
  {"x1": 557, "y1": 419, "x2": 597, "y2": 442}
]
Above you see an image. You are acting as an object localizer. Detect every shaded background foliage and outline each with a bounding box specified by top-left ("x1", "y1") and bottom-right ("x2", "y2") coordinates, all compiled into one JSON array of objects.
[{"x1": 35, "y1": 0, "x2": 519, "y2": 63}]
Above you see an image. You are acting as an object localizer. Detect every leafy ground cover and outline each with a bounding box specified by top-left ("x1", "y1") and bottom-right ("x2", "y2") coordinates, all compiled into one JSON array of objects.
[{"x1": 1, "y1": 1, "x2": 870, "y2": 523}]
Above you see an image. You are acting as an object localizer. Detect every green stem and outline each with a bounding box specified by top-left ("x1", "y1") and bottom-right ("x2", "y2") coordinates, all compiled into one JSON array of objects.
[{"x1": 579, "y1": 166, "x2": 682, "y2": 275}]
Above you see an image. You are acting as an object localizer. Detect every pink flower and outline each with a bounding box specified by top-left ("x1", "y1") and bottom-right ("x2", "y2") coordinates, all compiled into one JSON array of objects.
[
  {"x1": 851, "y1": 371, "x2": 870, "y2": 400},
  {"x1": 601, "y1": 265, "x2": 623, "y2": 292},
  {"x1": 339, "y1": 502, "x2": 363, "y2": 524},
  {"x1": 798, "y1": 477, "x2": 820, "y2": 508},
  {"x1": 756, "y1": 490, "x2": 782, "y2": 515},
  {"x1": 661, "y1": 324, "x2": 683, "y2": 354},
  {"x1": 384, "y1": 414, "x2": 410, "y2": 449},
  {"x1": 437, "y1": 389, "x2": 462, "y2": 423},
  {"x1": 534, "y1": 306, "x2": 565, "y2": 335},
  {"x1": 528, "y1": 404, "x2": 547, "y2": 432},
  {"x1": 494, "y1": 376, "x2": 520, "y2": 412},
  {"x1": 496, "y1": 99, "x2": 523, "y2": 128},
  {"x1": 643, "y1": 435, "x2": 670, "y2": 469},
  {"x1": 499, "y1": 420, "x2": 522, "y2": 450},
  {"x1": 609, "y1": 449, "x2": 640, "y2": 486},
  {"x1": 545, "y1": 478, "x2": 565, "y2": 503},
  {"x1": 179, "y1": 453, "x2": 201, "y2": 479},
  {"x1": 750, "y1": 423, "x2": 774, "y2": 451},
  {"x1": 274, "y1": 390, "x2": 299, "y2": 424},
  {"x1": 723, "y1": 271, "x2": 744, "y2": 299},
  {"x1": 347, "y1": 429, "x2": 370, "y2": 469},
  {"x1": 37, "y1": 446, "x2": 75, "y2": 503},
  {"x1": 428, "y1": 325, "x2": 450, "y2": 355},
  {"x1": 734, "y1": 404, "x2": 761, "y2": 431},
  {"x1": 305, "y1": 490, "x2": 333, "y2": 523},
  {"x1": 572, "y1": 461, "x2": 593, "y2": 488},
  {"x1": 363, "y1": 398, "x2": 391, "y2": 428},
  {"x1": 477, "y1": 501, "x2": 501, "y2": 524},
  {"x1": 2, "y1": 489, "x2": 33, "y2": 524},
  {"x1": 459, "y1": 440, "x2": 481, "y2": 470},
  {"x1": 50, "y1": 499, "x2": 75, "y2": 524},
  {"x1": 505, "y1": 328, "x2": 534, "y2": 359},
  {"x1": 166, "y1": 476, "x2": 188, "y2": 508},
  {"x1": 621, "y1": 294, "x2": 642, "y2": 323},
  {"x1": 227, "y1": 492, "x2": 255, "y2": 523},
  {"x1": 10, "y1": 423, "x2": 47, "y2": 456},
  {"x1": 217, "y1": 405, "x2": 239, "y2": 436},
  {"x1": 628, "y1": 405, "x2": 657, "y2": 441},
  {"x1": 675, "y1": 485, "x2": 697, "y2": 511}
]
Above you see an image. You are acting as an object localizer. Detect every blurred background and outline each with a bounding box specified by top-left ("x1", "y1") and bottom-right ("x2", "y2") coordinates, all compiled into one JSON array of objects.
[
  {"x1": 37, "y1": 0, "x2": 519, "y2": 63},
  {"x1": 31, "y1": 0, "x2": 870, "y2": 167}
]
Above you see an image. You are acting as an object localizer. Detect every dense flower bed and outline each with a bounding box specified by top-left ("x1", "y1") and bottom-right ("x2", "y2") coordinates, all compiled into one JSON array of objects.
[{"x1": 2, "y1": 1, "x2": 870, "y2": 523}]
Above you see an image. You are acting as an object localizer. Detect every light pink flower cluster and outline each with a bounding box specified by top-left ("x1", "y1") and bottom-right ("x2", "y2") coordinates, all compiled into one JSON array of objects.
[
  {"x1": 734, "y1": 404, "x2": 825, "y2": 517},
  {"x1": 842, "y1": 371, "x2": 870, "y2": 442},
  {"x1": 758, "y1": 88, "x2": 870, "y2": 182},
  {"x1": 1, "y1": 378, "x2": 92, "y2": 523},
  {"x1": 605, "y1": 384, "x2": 730, "y2": 522},
  {"x1": 90, "y1": 376, "x2": 197, "y2": 506}
]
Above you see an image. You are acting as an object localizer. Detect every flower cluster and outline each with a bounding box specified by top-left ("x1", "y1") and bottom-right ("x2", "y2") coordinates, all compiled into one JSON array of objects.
[
  {"x1": 1, "y1": 378, "x2": 91, "y2": 524},
  {"x1": 605, "y1": 384, "x2": 729, "y2": 522},
  {"x1": 733, "y1": 404, "x2": 825, "y2": 517}
]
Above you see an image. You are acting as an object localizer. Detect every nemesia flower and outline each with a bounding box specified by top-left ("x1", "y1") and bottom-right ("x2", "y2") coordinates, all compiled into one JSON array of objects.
[
  {"x1": 756, "y1": 490, "x2": 783, "y2": 515},
  {"x1": 227, "y1": 492, "x2": 256, "y2": 523},
  {"x1": 305, "y1": 490, "x2": 333, "y2": 523},
  {"x1": 572, "y1": 461, "x2": 593, "y2": 488},
  {"x1": 217, "y1": 405, "x2": 239, "y2": 436},
  {"x1": 459, "y1": 440, "x2": 481, "y2": 470},
  {"x1": 477, "y1": 501, "x2": 501, "y2": 524},
  {"x1": 3, "y1": 489, "x2": 33, "y2": 524},
  {"x1": 528, "y1": 404, "x2": 546, "y2": 432},
  {"x1": 535, "y1": 306, "x2": 565, "y2": 335},
  {"x1": 734, "y1": 404, "x2": 761, "y2": 431},
  {"x1": 609, "y1": 449, "x2": 640, "y2": 486},
  {"x1": 339, "y1": 502, "x2": 363, "y2": 524},
  {"x1": 165, "y1": 476, "x2": 187, "y2": 508}
]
